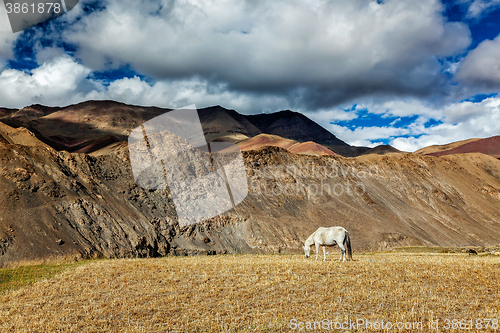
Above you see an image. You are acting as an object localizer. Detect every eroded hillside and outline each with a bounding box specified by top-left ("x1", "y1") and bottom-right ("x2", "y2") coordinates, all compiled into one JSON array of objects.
[{"x1": 1, "y1": 122, "x2": 500, "y2": 265}]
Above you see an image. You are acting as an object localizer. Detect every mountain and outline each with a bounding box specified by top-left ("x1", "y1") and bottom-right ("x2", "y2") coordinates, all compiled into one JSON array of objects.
[
  {"x1": 237, "y1": 133, "x2": 339, "y2": 156},
  {"x1": 0, "y1": 101, "x2": 356, "y2": 156},
  {"x1": 362, "y1": 145, "x2": 404, "y2": 156},
  {"x1": 1, "y1": 108, "x2": 500, "y2": 265},
  {"x1": 414, "y1": 138, "x2": 480, "y2": 155},
  {"x1": 415, "y1": 136, "x2": 500, "y2": 159},
  {"x1": 197, "y1": 105, "x2": 262, "y2": 142},
  {"x1": 246, "y1": 110, "x2": 348, "y2": 146},
  {"x1": 1, "y1": 123, "x2": 500, "y2": 265},
  {"x1": 0, "y1": 107, "x2": 18, "y2": 118},
  {"x1": 8, "y1": 104, "x2": 61, "y2": 120}
]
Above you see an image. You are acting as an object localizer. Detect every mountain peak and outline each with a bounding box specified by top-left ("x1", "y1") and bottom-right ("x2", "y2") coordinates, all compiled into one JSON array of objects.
[
  {"x1": 0, "y1": 100, "x2": 351, "y2": 154},
  {"x1": 246, "y1": 110, "x2": 348, "y2": 146}
]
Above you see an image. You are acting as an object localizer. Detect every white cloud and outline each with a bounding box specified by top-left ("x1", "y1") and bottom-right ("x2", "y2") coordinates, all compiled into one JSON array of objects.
[
  {"x1": 455, "y1": 34, "x2": 500, "y2": 89},
  {"x1": 0, "y1": 56, "x2": 91, "y2": 107},
  {"x1": 0, "y1": 61, "x2": 294, "y2": 113},
  {"x1": 466, "y1": 0, "x2": 500, "y2": 19},
  {"x1": 57, "y1": 0, "x2": 471, "y2": 107},
  {"x1": 84, "y1": 76, "x2": 293, "y2": 114},
  {"x1": 308, "y1": 96, "x2": 500, "y2": 151},
  {"x1": 361, "y1": 99, "x2": 444, "y2": 118}
]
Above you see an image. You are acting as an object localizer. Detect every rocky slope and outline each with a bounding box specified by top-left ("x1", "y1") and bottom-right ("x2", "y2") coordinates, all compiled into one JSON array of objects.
[{"x1": 1, "y1": 118, "x2": 500, "y2": 266}]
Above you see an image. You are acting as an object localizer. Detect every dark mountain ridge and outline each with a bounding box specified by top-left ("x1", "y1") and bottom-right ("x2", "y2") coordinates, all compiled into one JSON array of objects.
[
  {"x1": 0, "y1": 101, "x2": 353, "y2": 155},
  {"x1": 247, "y1": 110, "x2": 349, "y2": 146}
]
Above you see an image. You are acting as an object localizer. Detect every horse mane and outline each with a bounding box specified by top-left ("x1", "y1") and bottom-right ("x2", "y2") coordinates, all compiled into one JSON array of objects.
[{"x1": 304, "y1": 232, "x2": 316, "y2": 246}]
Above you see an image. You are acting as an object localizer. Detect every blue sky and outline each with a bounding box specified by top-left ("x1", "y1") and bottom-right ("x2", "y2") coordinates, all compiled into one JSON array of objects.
[{"x1": 0, "y1": 0, "x2": 499, "y2": 151}]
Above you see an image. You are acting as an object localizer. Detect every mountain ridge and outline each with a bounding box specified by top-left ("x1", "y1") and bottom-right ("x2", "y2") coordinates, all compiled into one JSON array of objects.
[
  {"x1": 246, "y1": 110, "x2": 349, "y2": 146},
  {"x1": 1, "y1": 122, "x2": 500, "y2": 266},
  {"x1": 0, "y1": 102, "x2": 500, "y2": 266},
  {"x1": 0, "y1": 101, "x2": 353, "y2": 156},
  {"x1": 1, "y1": 100, "x2": 500, "y2": 159},
  {"x1": 416, "y1": 136, "x2": 500, "y2": 159}
]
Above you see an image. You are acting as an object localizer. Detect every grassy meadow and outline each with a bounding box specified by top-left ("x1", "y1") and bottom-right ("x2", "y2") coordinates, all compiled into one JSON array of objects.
[{"x1": 0, "y1": 251, "x2": 499, "y2": 332}]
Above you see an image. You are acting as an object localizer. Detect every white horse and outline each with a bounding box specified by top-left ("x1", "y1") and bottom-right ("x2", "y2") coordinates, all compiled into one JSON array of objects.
[{"x1": 303, "y1": 226, "x2": 352, "y2": 261}]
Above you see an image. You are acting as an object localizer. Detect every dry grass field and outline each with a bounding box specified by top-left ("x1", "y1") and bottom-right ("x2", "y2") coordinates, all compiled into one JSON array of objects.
[{"x1": 0, "y1": 252, "x2": 499, "y2": 332}]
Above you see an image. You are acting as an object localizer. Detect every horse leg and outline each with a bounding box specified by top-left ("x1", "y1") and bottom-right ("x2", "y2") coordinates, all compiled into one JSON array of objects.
[
  {"x1": 323, "y1": 246, "x2": 326, "y2": 261},
  {"x1": 338, "y1": 243, "x2": 346, "y2": 262},
  {"x1": 315, "y1": 243, "x2": 319, "y2": 260}
]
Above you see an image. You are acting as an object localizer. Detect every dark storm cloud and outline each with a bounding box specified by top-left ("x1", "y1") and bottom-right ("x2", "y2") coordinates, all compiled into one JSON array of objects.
[{"x1": 59, "y1": 0, "x2": 471, "y2": 110}]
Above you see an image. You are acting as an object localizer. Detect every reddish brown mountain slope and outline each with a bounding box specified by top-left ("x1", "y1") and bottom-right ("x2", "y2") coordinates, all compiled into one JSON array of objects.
[
  {"x1": 418, "y1": 136, "x2": 500, "y2": 158},
  {"x1": 238, "y1": 134, "x2": 339, "y2": 156},
  {"x1": 287, "y1": 141, "x2": 338, "y2": 156},
  {"x1": 362, "y1": 145, "x2": 404, "y2": 156},
  {"x1": 238, "y1": 134, "x2": 298, "y2": 151},
  {"x1": 414, "y1": 138, "x2": 480, "y2": 155}
]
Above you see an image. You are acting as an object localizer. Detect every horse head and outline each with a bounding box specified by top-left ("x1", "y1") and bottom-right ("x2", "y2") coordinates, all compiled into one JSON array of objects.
[{"x1": 303, "y1": 242, "x2": 311, "y2": 258}]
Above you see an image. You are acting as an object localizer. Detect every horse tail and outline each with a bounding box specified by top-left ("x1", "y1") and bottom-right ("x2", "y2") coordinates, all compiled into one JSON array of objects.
[{"x1": 345, "y1": 231, "x2": 353, "y2": 261}]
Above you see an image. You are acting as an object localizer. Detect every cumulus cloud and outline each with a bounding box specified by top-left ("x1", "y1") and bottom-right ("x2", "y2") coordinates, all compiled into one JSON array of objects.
[
  {"x1": 0, "y1": 56, "x2": 91, "y2": 107},
  {"x1": 57, "y1": 0, "x2": 471, "y2": 108},
  {"x1": 310, "y1": 97, "x2": 500, "y2": 151},
  {"x1": 0, "y1": 0, "x2": 477, "y2": 110},
  {"x1": 0, "y1": 35, "x2": 15, "y2": 68},
  {"x1": 0, "y1": 1, "x2": 25, "y2": 67},
  {"x1": 3, "y1": 52, "x2": 497, "y2": 153},
  {"x1": 85, "y1": 76, "x2": 292, "y2": 113},
  {"x1": 0, "y1": 59, "x2": 293, "y2": 113},
  {"x1": 455, "y1": 34, "x2": 500, "y2": 89},
  {"x1": 328, "y1": 124, "x2": 411, "y2": 148}
]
